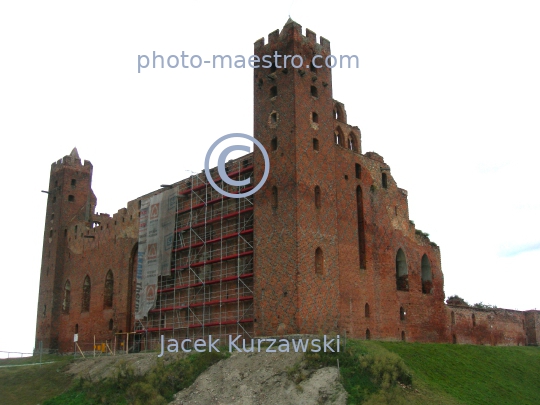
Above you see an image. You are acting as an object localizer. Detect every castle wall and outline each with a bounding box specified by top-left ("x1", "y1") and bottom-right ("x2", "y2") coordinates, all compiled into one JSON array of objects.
[
  {"x1": 36, "y1": 21, "x2": 538, "y2": 353},
  {"x1": 448, "y1": 305, "x2": 528, "y2": 346}
]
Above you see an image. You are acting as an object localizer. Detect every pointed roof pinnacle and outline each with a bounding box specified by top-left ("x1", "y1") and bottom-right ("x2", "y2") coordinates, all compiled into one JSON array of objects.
[
  {"x1": 284, "y1": 17, "x2": 298, "y2": 27},
  {"x1": 70, "y1": 147, "x2": 80, "y2": 159}
]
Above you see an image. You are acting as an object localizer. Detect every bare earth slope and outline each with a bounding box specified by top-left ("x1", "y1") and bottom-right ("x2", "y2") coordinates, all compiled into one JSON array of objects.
[{"x1": 169, "y1": 351, "x2": 347, "y2": 405}]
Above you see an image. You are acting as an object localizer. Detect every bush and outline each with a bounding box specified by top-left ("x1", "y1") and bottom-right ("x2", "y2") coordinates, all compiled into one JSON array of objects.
[{"x1": 359, "y1": 352, "x2": 412, "y2": 390}]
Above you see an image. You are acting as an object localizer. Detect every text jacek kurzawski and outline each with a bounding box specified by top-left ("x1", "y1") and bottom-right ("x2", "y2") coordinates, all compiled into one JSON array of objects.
[{"x1": 158, "y1": 335, "x2": 340, "y2": 357}]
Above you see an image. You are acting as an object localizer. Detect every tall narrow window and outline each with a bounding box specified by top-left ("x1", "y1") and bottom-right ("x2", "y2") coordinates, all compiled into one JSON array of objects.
[
  {"x1": 311, "y1": 86, "x2": 318, "y2": 98},
  {"x1": 365, "y1": 303, "x2": 370, "y2": 318},
  {"x1": 314, "y1": 186, "x2": 321, "y2": 209},
  {"x1": 62, "y1": 280, "x2": 71, "y2": 313},
  {"x1": 396, "y1": 248, "x2": 408, "y2": 291},
  {"x1": 356, "y1": 186, "x2": 366, "y2": 269},
  {"x1": 312, "y1": 112, "x2": 319, "y2": 123},
  {"x1": 82, "y1": 275, "x2": 91, "y2": 312},
  {"x1": 71, "y1": 179, "x2": 76, "y2": 186},
  {"x1": 348, "y1": 134, "x2": 357, "y2": 151},
  {"x1": 271, "y1": 137, "x2": 278, "y2": 151},
  {"x1": 271, "y1": 186, "x2": 278, "y2": 208},
  {"x1": 451, "y1": 311, "x2": 455, "y2": 325},
  {"x1": 472, "y1": 313, "x2": 476, "y2": 327},
  {"x1": 421, "y1": 254, "x2": 433, "y2": 294},
  {"x1": 270, "y1": 86, "x2": 277, "y2": 98},
  {"x1": 313, "y1": 138, "x2": 319, "y2": 151},
  {"x1": 335, "y1": 129, "x2": 344, "y2": 146},
  {"x1": 355, "y1": 164, "x2": 361, "y2": 179},
  {"x1": 400, "y1": 306, "x2": 406, "y2": 321},
  {"x1": 315, "y1": 247, "x2": 324, "y2": 275},
  {"x1": 401, "y1": 331, "x2": 406, "y2": 341},
  {"x1": 382, "y1": 173, "x2": 388, "y2": 189},
  {"x1": 104, "y1": 270, "x2": 114, "y2": 308},
  {"x1": 75, "y1": 324, "x2": 79, "y2": 334},
  {"x1": 109, "y1": 319, "x2": 113, "y2": 331},
  {"x1": 366, "y1": 329, "x2": 371, "y2": 340}
]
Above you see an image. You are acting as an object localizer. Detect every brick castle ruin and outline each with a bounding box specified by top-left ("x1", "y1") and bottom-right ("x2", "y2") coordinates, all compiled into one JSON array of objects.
[{"x1": 35, "y1": 19, "x2": 539, "y2": 353}]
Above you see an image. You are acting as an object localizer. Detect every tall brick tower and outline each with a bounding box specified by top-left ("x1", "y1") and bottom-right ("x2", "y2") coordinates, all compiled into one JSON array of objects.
[
  {"x1": 35, "y1": 148, "x2": 96, "y2": 351},
  {"x1": 253, "y1": 19, "x2": 341, "y2": 336}
]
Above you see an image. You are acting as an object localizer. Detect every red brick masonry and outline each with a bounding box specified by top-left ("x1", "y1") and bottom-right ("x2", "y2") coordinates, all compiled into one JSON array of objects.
[{"x1": 35, "y1": 19, "x2": 539, "y2": 353}]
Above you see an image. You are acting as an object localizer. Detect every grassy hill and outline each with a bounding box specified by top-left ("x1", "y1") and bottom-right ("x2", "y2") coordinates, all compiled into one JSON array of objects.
[
  {"x1": 1, "y1": 341, "x2": 538, "y2": 405},
  {"x1": 377, "y1": 341, "x2": 540, "y2": 405},
  {"x1": 0, "y1": 354, "x2": 73, "y2": 405}
]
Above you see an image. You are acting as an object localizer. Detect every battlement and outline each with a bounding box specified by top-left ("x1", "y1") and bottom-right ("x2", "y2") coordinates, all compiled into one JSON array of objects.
[
  {"x1": 50, "y1": 148, "x2": 92, "y2": 172},
  {"x1": 254, "y1": 18, "x2": 331, "y2": 53}
]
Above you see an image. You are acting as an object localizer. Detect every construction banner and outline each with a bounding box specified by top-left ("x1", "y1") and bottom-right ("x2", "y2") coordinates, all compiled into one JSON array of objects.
[{"x1": 135, "y1": 186, "x2": 178, "y2": 320}]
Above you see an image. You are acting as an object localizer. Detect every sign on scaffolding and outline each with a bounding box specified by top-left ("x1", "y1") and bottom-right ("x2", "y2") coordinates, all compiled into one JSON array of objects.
[{"x1": 135, "y1": 186, "x2": 178, "y2": 320}]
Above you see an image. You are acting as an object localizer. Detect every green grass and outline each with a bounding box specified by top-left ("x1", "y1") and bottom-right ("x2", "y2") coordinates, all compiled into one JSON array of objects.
[
  {"x1": 42, "y1": 350, "x2": 229, "y2": 405},
  {"x1": 0, "y1": 355, "x2": 74, "y2": 405},
  {"x1": 303, "y1": 339, "x2": 540, "y2": 405},
  {"x1": 378, "y1": 342, "x2": 540, "y2": 405},
  {"x1": 2, "y1": 342, "x2": 539, "y2": 405}
]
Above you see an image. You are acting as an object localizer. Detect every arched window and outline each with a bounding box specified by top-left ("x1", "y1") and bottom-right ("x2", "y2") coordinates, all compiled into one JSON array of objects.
[
  {"x1": 366, "y1": 329, "x2": 371, "y2": 340},
  {"x1": 400, "y1": 306, "x2": 406, "y2": 321},
  {"x1": 109, "y1": 319, "x2": 114, "y2": 331},
  {"x1": 104, "y1": 270, "x2": 114, "y2": 308},
  {"x1": 421, "y1": 254, "x2": 433, "y2": 294},
  {"x1": 396, "y1": 249, "x2": 408, "y2": 291},
  {"x1": 315, "y1": 247, "x2": 324, "y2": 275},
  {"x1": 62, "y1": 280, "x2": 71, "y2": 313},
  {"x1": 451, "y1": 311, "x2": 455, "y2": 325},
  {"x1": 365, "y1": 303, "x2": 370, "y2": 318},
  {"x1": 335, "y1": 128, "x2": 344, "y2": 146},
  {"x1": 472, "y1": 313, "x2": 476, "y2": 327},
  {"x1": 271, "y1": 186, "x2": 278, "y2": 208},
  {"x1": 314, "y1": 186, "x2": 321, "y2": 209},
  {"x1": 82, "y1": 275, "x2": 91, "y2": 312},
  {"x1": 334, "y1": 104, "x2": 346, "y2": 122},
  {"x1": 357, "y1": 186, "x2": 366, "y2": 269},
  {"x1": 348, "y1": 133, "x2": 357, "y2": 152}
]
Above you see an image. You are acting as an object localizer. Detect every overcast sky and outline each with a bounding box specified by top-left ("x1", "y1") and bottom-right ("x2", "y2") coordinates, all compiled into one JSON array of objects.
[{"x1": 1, "y1": 1, "x2": 539, "y2": 354}]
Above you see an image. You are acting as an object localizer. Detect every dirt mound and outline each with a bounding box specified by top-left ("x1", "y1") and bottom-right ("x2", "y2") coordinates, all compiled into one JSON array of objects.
[
  {"x1": 169, "y1": 351, "x2": 347, "y2": 405},
  {"x1": 66, "y1": 351, "x2": 180, "y2": 381}
]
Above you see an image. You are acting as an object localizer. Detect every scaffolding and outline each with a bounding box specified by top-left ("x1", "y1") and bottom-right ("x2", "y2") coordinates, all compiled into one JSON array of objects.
[{"x1": 135, "y1": 154, "x2": 255, "y2": 350}]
